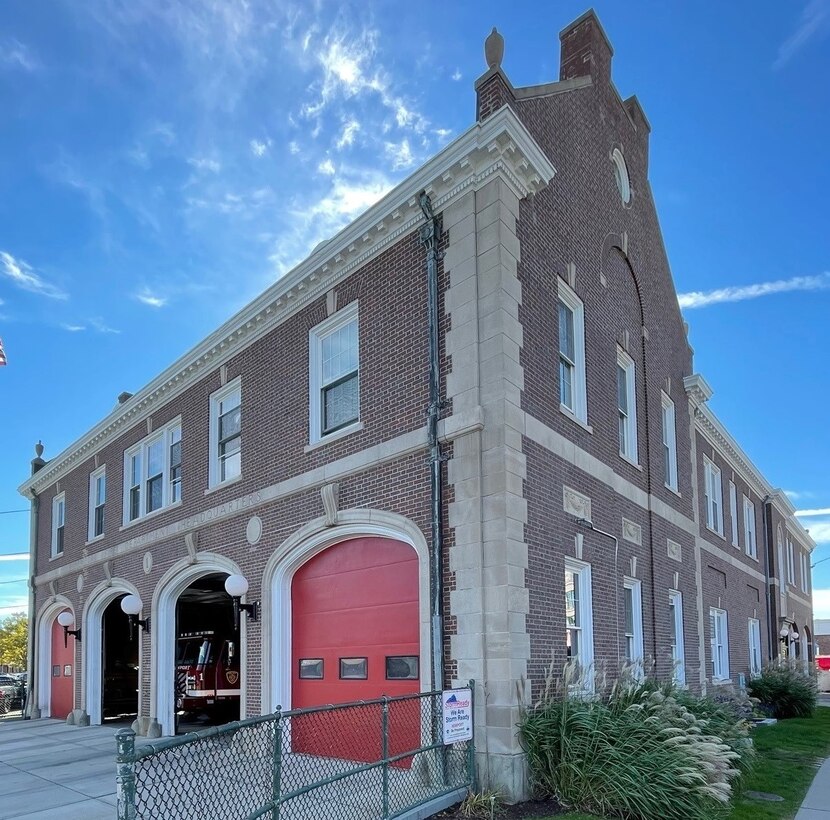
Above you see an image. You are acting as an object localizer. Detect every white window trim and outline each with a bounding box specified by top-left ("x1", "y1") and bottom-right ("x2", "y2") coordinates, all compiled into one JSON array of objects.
[
  {"x1": 704, "y1": 458, "x2": 723, "y2": 536},
  {"x1": 743, "y1": 496, "x2": 757, "y2": 559},
  {"x1": 669, "y1": 590, "x2": 685, "y2": 686},
  {"x1": 308, "y1": 302, "x2": 360, "y2": 446},
  {"x1": 800, "y1": 552, "x2": 810, "y2": 593},
  {"x1": 611, "y1": 147, "x2": 631, "y2": 205},
  {"x1": 786, "y1": 538, "x2": 795, "y2": 585},
  {"x1": 661, "y1": 392, "x2": 678, "y2": 492},
  {"x1": 122, "y1": 417, "x2": 183, "y2": 526},
  {"x1": 623, "y1": 577, "x2": 644, "y2": 676},
  {"x1": 617, "y1": 348, "x2": 638, "y2": 464},
  {"x1": 51, "y1": 492, "x2": 66, "y2": 559},
  {"x1": 557, "y1": 279, "x2": 588, "y2": 427},
  {"x1": 208, "y1": 377, "x2": 242, "y2": 490},
  {"x1": 748, "y1": 618, "x2": 762, "y2": 678},
  {"x1": 87, "y1": 465, "x2": 106, "y2": 542},
  {"x1": 710, "y1": 607, "x2": 730, "y2": 682},
  {"x1": 565, "y1": 557, "x2": 595, "y2": 692},
  {"x1": 728, "y1": 481, "x2": 738, "y2": 548}
]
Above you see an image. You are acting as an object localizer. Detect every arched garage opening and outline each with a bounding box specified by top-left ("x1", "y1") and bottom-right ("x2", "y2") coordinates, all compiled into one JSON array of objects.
[{"x1": 35, "y1": 597, "x2": 75, "y2": 719}]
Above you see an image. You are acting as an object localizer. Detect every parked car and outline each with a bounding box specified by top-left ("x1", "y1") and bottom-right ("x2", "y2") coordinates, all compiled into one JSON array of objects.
[{"x1": 0, "y1": 675, "x2": 25, "y2": 711}]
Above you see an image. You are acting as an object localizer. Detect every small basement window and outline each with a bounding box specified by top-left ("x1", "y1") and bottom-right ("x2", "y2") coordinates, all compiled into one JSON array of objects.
[
  {"x1": 386, "y1": 656, "x2": 419, "y2": 680},
  {"x1": 611, "y1": 148, "x2": 631, "y2": 205}
]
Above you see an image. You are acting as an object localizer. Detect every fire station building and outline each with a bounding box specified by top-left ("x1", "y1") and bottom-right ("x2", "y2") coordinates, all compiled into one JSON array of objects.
[{"x1": 19, "y1": 11, "x2": 814, "y2": 800}]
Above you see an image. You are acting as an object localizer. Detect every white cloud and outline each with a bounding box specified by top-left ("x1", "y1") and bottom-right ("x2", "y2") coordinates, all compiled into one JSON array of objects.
[
  {"x1": 451, "y1": 68, "x2": 462, "y2": 81},
  {"x1": 250, "y1": 139, "x2": 271, "y2": 157},
  {"x1": 678, "y1": 272, "x2": 830, "y2": 309},
  {"x1": 0, "y1": 553, "x2": 28, "y2": 562},
  {"x1": 317, "y1": 158, "x2": 336, "y2": 176},
  {"x1": 811, "y1": 588, "x2": 830, "y2": 618},
  {"x1": 288, "y1": 141, "x2": 301, "y2": 155},
  {"x1": 187, "y1": 156, "x2": 221, "y2": 173},
  {"x1": 384, "y1": 138, "x2": 414, "y2": 171},
  {"x1": 133, "y1": 287, "x2": 168, "y2": 308},
  {"x1": 786, "y1": 489, "x2": 816, "y2": 501},
  {"x1": 89, "y1": 317, "x2": 120, "y2": 334},
  {"x1": 797, "y1": 508, "x2": 830, "y2": 517},
  {"x1": 335, "y1": 119, "x2": 360, "y2": 150},
  {"x1": 801, "y1": 519, "x2": 830, "y2": 544},
  {"x1": 0, "y1": 251, "x2": 68, "y2": 300},
  {"x1": 61, "y1": 324, "x2": 86, "y2": 332},
  {"x1": 0, "y1": 38, "x2": 37, "y2": 71},
  {"x1": 774, "y1": 0, "x2": 830, "y2": 70}
]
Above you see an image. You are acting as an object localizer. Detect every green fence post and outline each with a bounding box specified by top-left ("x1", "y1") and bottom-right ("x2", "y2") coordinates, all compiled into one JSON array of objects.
[
  {"x1": 381, "y1": 697, "x2": 390, "y2": 818},
  {"x1": 115, "y1": 728, "x2": 137, "y2": 820},
  {"x1": 468, "y1": 679, "x2": 477, "y2": 792},
  {"x1": 272, "y1": 709, "x2": 283, "y2": 820}
]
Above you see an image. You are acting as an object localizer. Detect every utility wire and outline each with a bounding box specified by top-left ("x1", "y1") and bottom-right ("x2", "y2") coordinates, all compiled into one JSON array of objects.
[
  {"x1": 0, "y1": 578, "x2": 27, "y2": 585},
  {"x1": 0, "y1": 509, "x2": 28, "y2": 515}
]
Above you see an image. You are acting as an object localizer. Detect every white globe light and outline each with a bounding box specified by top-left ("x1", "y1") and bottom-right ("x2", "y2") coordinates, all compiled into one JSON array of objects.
[
  {"x1": 57, "y1": 611, "x2": 75, "y2": 628},
  {"x1": 225, "y1": 574, "x2": 249, "y2": 598},
  {"x1": 121, "y1": 594, "x2": 143, "y2": 616}
]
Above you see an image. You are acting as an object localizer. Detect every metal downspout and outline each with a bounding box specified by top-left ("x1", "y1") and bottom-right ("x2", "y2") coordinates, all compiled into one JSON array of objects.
[
  {"x1": 419, "y1": 191, "x2": 445, "y2": 693},
  {"x1": 762, "y1": 496, "x2": 775, "y2": 661},
  {"x1": 24, "y1": 490, "x2": 38, "y2": 718}
]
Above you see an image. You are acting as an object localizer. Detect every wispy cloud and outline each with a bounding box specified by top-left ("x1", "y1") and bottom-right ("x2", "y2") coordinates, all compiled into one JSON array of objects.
[
  {"x1": 0, "y1": 553, "x2": 28, "y2": 562},
  {"x1": 0, "y1": 251, "x2": 68, "y2": 300},
  {"x1": 61, "y1": 317, "x2": 120, "y2": 333},
  {"x1": 774, "y1": 0, "x2": 830, "y2": 70},
  {"x1": 335, "y1": 119, "x2": 360, "y2": 151},
  {"x1": 133, "y1": 287, "x2": 168, "y2": 308},
  {"x1": 317, "y1": 158, "x2": 336, "y2": 176},
  {"x1": 678, "y1": 272, "x2": 830, "y2": 309},
  {"x1": 803, "y1": 520, "x2": 830, "y2": 543},
  {"x1": 384, "y1": 139, "x2": 414, "y2": 171},
  {"x1": 451, "y1": 68, "x2": 462, "y2": 81},
  {"x1": 0, "y1": 38, "x2": 38, "y2": 71},
  {"x1": 61, "y1": 323, "x2": 86, "y2": 332},
  {"x1": 250, "y1": 139, "x2": 271, "y2": 158},
  {"x1": 785, "y1": 489, "x2": 816, "y2": 501},
  {"x1": 796, "y1": 508, "x2": 830, "y2": 517},
  {"x1": 187, "y1": 156, "x2": 221, "y2": 173}
]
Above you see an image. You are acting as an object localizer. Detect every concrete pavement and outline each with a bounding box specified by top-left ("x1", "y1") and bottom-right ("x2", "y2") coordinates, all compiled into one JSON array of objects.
[
  {"x1": 0, "y1": 718, "x2": 144, "y2": 820},
  {"x1": 797, "y1": 757, "x2": 830, "y2": 820}
]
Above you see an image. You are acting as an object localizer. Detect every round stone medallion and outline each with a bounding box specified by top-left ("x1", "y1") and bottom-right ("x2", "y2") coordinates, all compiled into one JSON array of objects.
[
  {"x1": 246, "y1": 516, "x2": 263, "y2": 546},
  {"x1": 76, "y1": 574, "x2": 84, "y2": 593},
  {"x1": 143, "y1": 551, "x2": 153, "y2": 574}
]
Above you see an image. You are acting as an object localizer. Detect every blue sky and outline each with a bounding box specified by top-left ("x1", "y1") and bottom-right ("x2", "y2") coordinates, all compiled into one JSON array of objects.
[{"x1": 1, "y1": 1, "x2": 829, "y2": 619}]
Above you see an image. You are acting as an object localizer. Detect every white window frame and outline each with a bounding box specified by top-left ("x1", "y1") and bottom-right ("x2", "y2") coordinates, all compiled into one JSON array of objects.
[
  {"x1": 743, "y1": 496, "x2": 757, "y2": 559},
  {"x1": 728, "y1": 481, "x2": 738, "y2": 547},
  {"x1": 309, "y1": 302, "x2": 360, "y2": 445},
  {"x1": 51, "y1": 492, "x2": 66, "y2": 558},
  {"x1": 565, "y1": 557, "x2": 595, "y2": 692},
  {"x1": 704, "y1": 458, "x2": 723, "y2": 536},
  {"x1": 710, "y1": 607, "x2": 729, "y2": 682},
  {"x1": 786, "y1": 538, "x2": 795, "y2": 585},
  {"x1": 88, "y1": 466, "x2": 106, "y2": 541},
  {"x1": 623, "y1": 577, "x2": 644, "y2": 676},
  {"x1": 800, "y1": 552, "x2": 810, "y2": 593},
  {"x1": 557, "y1": 279, "x2": 588, "y2": 425},
  {"x1": 748, "y1": 618, "x2": 762, "y2": 678},
  {"x1": 616, "y1": 348, "x2": 638, "y2": 463},
  {"x1": 209, "y1": 378, "x2": 242, "y2": 489},
  {"x1": 661, "y1": 392, "x2": 678, "y2": 491},
  {"x1": 669, "y1": 590, "x2": 685, "y2": 686},
  {"x1": 611, "y1": 147, "x2": 632, "y2": 205},
  {"x1": 123, "y1": 418, "x2": 182, "y2": 525}
]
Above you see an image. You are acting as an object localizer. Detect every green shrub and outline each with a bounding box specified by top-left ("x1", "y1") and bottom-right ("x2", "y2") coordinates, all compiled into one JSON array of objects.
[
  {"x1": 518, "y1": 668, "x2": 747, "y2": 820},
  {"x1": 747, "y1": 661, "x2": 817, "y2": 719}
]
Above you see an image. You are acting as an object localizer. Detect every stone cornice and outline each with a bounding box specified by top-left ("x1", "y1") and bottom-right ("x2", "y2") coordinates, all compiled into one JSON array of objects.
[
  {"x1": 683, "y1": 373, "x2": 713, "y2": 408},
  {"x1": 19, "y1": 106, "x2": 554, "y2": 497}
]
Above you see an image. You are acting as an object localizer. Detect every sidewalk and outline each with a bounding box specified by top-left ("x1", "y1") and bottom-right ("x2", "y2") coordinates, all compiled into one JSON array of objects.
[{"x1": 797, "y1": 757, "x2": 830, "y2": 819}]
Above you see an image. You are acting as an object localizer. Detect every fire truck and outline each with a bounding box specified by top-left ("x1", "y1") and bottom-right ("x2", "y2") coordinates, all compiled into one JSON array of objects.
[{"x1": 175, "y1": 630, "x2": 240, "y2": 720}]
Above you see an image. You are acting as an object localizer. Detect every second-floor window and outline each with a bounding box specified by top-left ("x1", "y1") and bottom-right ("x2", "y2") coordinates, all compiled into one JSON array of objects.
[
  {"x1": 728, "y1": 481, "x2": 739, "y2": 547},
  {"x1": 661, "y1": 392, "x2": 678, "y2": 491},
  {"x1": 800, "y1": 552, "x2": 810, "y2": 593},
  {"x1": 209, "y1": 379, "x2": 242, "y2": 488},
  {"x1": 51, "y1": 493, "x2": 65, "y2": 557},
  {"x1": 124, "y1": 420, "x2": 182, "y2": 524},
  {"x1": 786, "y1": 538, "x2": 795, "y2": 585},
  {"x1": 88, "y1": 467, "x2": 106, "y2": 540},
  {"x1": 743, "y1": 497, "x2": 757, "y2": 559},
  {"x1": 617, "y1": 349, "x2": 638, "y2": 462},
  {"x1": 557, "y1": 280, "x2": 587, "y2": 424},
  {"x1": 704, "y1": 458, "x2": 723, "y2": 535}
]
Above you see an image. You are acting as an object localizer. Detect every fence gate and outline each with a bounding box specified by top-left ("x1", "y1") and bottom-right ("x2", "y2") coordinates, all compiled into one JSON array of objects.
[{"x1": 116, "y1": 684, "x2": 475, "y2": 820}]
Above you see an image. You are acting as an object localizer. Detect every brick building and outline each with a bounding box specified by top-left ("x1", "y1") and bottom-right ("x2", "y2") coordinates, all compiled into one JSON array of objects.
[{"x1": 19, "y1": 11, "x2": 814, "y2": 800}]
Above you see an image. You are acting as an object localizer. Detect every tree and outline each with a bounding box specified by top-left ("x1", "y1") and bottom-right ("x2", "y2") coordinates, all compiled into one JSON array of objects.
[{"x1": 0, "y1": 612, "x2": 28, "y2": 669}]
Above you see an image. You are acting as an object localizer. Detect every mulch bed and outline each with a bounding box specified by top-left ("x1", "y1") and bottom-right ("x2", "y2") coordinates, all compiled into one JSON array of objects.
[{"x1": 434, "y1": 797, "x2": 562, "y2": 818}]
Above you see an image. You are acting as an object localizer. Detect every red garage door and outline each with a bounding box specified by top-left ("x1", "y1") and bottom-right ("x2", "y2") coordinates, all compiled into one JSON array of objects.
[
  {"x1": 50, "y1": 612, "x2": 74, "y2": 720},
  {"x1": 291, "y1": 537, "x2": 420, "y2": 763}
]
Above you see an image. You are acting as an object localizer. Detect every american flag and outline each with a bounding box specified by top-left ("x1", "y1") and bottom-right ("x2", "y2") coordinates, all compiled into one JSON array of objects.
[{"x1": 0, "y1": 337, "x2": 6, "y2": 366}]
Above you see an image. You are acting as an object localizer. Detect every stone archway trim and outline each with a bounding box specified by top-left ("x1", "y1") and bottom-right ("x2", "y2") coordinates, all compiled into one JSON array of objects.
[{"x1": 34, "y1": 595, "x2": 75, "y2": 718}]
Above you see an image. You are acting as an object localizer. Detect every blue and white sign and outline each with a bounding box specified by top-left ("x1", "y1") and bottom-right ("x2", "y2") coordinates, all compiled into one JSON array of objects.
[{"x1": 442, "y1": 688, "x2": 473, "y2": 744}]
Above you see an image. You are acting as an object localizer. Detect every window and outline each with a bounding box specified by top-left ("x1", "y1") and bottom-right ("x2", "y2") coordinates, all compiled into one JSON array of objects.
[
  {"x1": 623, "y1": 578, "x2": 644, "y2": 675},
  {"x1": 800, "y1": 552, "x2": 810, "y2": 593},
  {"x1": 558, "y1": 279, "x2": 587, "y2": 424},
  {"x1": 617, "y1": 349, "x2": 638, "y2": 462},
  {"x1": 669, "y1": 590, "x2": 685, "y2": 686},
  {"x1": 339, "y1": 658, "x2": 367, "y2": 679},
  {"x1": 748, "y1": 618, "x2": 762, "y2": 677},
  {"x1": 88, "y1": 467, "x2": 106, "y2": 540},
  {"x1": 51, "y1": 493, "x2": 65, "y2": 557},
  {"x1": 123, "y1": 420, "x2": 182, "y2": 523},
  {"x1": 661, "y1": 393, "x2": 678, "y2": 491},
  {"x1": 386, "y1": 656, "x2": 419, "y2": 680},
  {"x1": 728, "y1": 482, "x2": 738, "y2": 547},
  {"x1": 611, "y1": 148, "x2": 631, "y2": 204},
  {"x1": 298, "y1": 659, "x2": 323, "y2": 679},
  {"x1": 565, "y1": 558, "x2": 594, "y2": 689},
  {"x1": 743, "y1": 497, "x2": 757, "y2": 559},
  {"x1": 209, "y1": 379, "x2": 241, "y2": 487},
  {"x1": 786, "y1": 538, "x2": 795, "y2": 585},
  {"x1": 309, "y1": 303, "x2": 360, "y2": 442},
  {"x1": 710, "y1": 607, "x2": 729, "y2": 681},
  {"x1": 704, "y1": 459, "x2": 723, "y2": 535}
]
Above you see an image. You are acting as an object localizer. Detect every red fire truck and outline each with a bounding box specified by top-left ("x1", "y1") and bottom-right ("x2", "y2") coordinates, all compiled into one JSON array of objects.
[{"x1": 176, "y1": 631, "x2": 240, "y2": 720}]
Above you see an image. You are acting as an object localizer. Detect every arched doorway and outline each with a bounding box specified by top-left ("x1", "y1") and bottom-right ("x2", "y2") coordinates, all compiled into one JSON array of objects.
[
  {"x1": 101, "y1": 595, "x2": 139, "y2": 722},
  {"x1": 174, "y1": 572, "x2": 240, "y2": 733},
  {"x1": 50, "y1": 610, "x2": 74, "y2": 720}
]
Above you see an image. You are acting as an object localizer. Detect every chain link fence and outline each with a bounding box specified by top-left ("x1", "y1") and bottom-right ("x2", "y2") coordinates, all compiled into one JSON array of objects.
[{"x1": 117, "y1": 684, "x2": 475, "y2": 820}]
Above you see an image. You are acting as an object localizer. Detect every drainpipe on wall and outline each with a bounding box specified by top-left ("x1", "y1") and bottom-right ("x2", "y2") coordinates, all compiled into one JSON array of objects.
[
  {"x1": 25, "y1": 443, "x2": 46, "y2": 718},
  {"x1": 419, "y1": 191, "x2": 445, "y2": 693},
  {"x1": 762, "y1": 496, "x2": 775, "y2": 662}
]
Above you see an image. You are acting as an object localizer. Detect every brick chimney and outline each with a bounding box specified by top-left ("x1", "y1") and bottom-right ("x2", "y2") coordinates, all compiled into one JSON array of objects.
[{"x1": 559, "y1": 9, "x2": 613, "y2": 83}]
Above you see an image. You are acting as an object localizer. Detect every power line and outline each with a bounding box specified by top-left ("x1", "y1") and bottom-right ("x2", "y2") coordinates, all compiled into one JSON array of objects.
[
  {"x1": 0, "y1": 509, "x2": 28, "y2": 515},
  {"x1": 0, "y1": 578, "x2": 27, "y2": 585}
]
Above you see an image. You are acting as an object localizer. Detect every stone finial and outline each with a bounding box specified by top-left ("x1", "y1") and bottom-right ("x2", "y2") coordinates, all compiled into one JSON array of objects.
[
  {"x1": 485, "y1": 27, "x2": 504, "y2": 69},
  {"x1": 35, "y1": 440, "x2": 44, "y2": 458}
]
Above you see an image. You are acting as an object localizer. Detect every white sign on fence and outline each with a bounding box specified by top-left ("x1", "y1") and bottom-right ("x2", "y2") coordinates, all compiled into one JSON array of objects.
[{"x1": 442, "y1": 688, "x2": 473, "y2": 744}]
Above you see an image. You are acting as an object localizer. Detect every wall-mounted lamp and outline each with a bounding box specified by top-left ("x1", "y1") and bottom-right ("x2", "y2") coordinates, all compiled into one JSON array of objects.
[
  {"x1": 120, "y1": 594, "x2": 150, "y2": 640},
  {"x1": 224, "y1": 574, "x2": 258, "y2": 630},
  {"x1": 57, "y1": 611, "x2": 81, "y2": 647}
]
